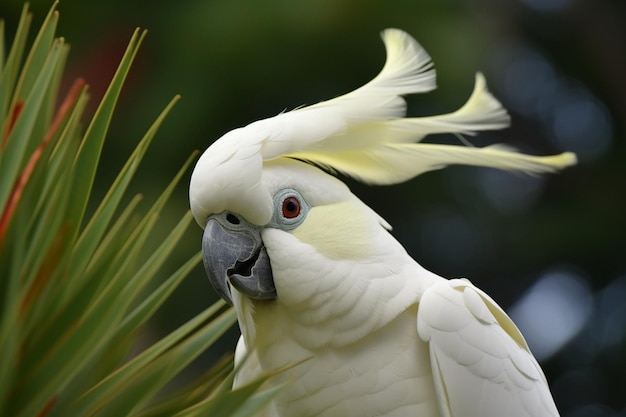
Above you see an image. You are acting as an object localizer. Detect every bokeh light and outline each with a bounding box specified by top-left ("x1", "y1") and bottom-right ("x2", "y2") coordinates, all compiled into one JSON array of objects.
[
  {"x1": 494, "y1": 43, "x2": 614, "y2": 163},
  {"x1": 478, "y1": 169, "x2": 545, "y2": 216},
  {"x1": 509, "y1": 268, "x2": 593, "y2": 360}
]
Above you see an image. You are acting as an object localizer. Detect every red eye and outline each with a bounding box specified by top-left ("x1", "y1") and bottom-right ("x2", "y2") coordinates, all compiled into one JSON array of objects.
[{"x1": 282, "y1": 197, "x2": 301, "y2": 219}]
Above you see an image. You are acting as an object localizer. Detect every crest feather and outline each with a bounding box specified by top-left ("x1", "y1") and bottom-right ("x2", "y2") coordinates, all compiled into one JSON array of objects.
[
  {"x1": 304, "y1": 28, "x2": 436, "y2": 122},
  {"x1": 287, "y1": 144, "x2": 576, "y2": 185},
  {"x1": 190, "y1": 29, "x2": 577, "y2": 226},
  {"x1": 276, "y1": 36, "x2": 576, "y2": 184}
]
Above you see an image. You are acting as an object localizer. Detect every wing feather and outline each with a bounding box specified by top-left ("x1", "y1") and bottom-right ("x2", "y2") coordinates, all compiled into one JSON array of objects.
[{"x1": 417, "y1": 279, "x2": 559, "y2": 417}]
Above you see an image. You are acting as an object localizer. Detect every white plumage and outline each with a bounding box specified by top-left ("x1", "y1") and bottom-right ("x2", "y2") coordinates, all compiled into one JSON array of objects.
[{"x1": 190, "y1": 29, "x2": 572, "y2": 416}]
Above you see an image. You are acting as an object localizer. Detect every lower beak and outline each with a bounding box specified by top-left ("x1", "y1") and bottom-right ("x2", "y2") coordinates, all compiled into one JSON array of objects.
[{"x1": 202, "y1": 216, "x2": 276, "y2": 305}]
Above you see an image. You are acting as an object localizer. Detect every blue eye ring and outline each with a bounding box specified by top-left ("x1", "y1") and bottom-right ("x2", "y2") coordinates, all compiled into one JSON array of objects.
[{"x1": 270, "y1": 188, "x2": 309, "y2": 230}]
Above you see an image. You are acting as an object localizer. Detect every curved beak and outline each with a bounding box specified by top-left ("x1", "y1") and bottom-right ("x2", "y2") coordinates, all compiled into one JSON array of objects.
[{"x1": 202, "y1": 216, "x2": 276, "y2": 305}]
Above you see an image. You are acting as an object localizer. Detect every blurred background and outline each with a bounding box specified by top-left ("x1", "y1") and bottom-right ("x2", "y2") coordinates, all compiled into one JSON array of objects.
[{"x1": 1, "y1": 0, "x2": 624, "y2": 415}]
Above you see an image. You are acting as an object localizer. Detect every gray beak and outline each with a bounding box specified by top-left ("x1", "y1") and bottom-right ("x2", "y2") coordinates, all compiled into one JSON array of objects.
[{"x1": 202, "y1": 215, "x2": 276, "y2": 305}]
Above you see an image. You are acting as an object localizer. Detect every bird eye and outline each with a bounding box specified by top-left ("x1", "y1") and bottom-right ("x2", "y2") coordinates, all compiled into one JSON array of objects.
[
  {"x1": 271, "y1": 188, "x2": 308, "y2": 230},
  {"x1": 282, "y1": 197, "x2": 301, "y2": 219}
]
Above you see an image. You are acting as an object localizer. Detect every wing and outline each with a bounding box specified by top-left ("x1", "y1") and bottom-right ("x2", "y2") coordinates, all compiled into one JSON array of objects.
[{"x1": 417, "y1": 278, "x2": 560, "y2": 417}]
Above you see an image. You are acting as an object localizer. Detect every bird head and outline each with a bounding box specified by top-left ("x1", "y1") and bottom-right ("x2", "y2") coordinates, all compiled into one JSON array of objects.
[{"x1": 191, "y1": 152, "x2": 384, "y2": 306}]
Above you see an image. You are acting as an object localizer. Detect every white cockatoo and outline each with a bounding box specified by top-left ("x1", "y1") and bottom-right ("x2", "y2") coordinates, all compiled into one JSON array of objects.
[{"x1": 189, "y1": 29, "x2": 574, "y2": 417}]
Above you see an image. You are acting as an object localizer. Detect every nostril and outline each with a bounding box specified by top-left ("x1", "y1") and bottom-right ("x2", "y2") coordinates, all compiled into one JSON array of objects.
[{"x1": 226, "y1": 213, "x2": 240, "y2": 225}]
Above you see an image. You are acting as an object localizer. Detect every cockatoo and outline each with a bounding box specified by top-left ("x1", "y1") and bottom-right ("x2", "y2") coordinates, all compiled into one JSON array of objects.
[{"x1": 189, "y1": 29, "x2": 574, "y2": 417}]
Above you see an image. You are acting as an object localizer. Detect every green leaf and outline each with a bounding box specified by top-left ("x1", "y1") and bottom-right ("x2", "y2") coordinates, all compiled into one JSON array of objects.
[
  {"x1": 174, "y1": 377, "x2": 285, "y2": 417},
  {"x1": 67, "y1": 303, "x2": 235, "y2": 417},
  {"x1": 12, "y1": 3, "x2": 59, "y2": 103},
  {"x1": 0, "y1": 5, "x2": 279, "y2": 417},
  {"x1": 0, "y1": 18, "x2": 5, "y2": 71},
  {"x1": 17, "y1": 86, "x2": 88, "y2": 337},
  {"x1": 116, "y1": 249, "x2": 202, "y2": 339},
  {"x1": 0, "y1": 37, "x2": 64, "y2": 232},
  {"x1": 137, "y1": 355, "x2": 234, "y2": 417},
  {"x1": 62, "y1": 95, "x2": 181, "y2": 305},
  {"x1": 98, "y1": 308, "x2": 236, "y2": 417},
  {"x1": 0, "y1": 3, "x2": 31, "y2": 140},
  {"x1": 13, "y1": 216, "x2": 156, "y2": 416},
  {"x1": 17, "y1": 85, "x2": 88, "y2": 296},
  {"x1": 52, "y1": 249, "x2": 203, "y2": 412},
  {"x1": 66, "y1": 28, "x2": 147, "y2": 243}
]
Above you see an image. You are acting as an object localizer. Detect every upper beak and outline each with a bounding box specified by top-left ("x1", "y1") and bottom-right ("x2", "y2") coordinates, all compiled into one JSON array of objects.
[{"x1": 202, "y1": 216, "x2": 276, "y2": 305}]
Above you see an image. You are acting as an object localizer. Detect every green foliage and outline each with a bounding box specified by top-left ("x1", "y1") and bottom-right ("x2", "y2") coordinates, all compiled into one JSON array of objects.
[{"x1": 0, "y1": 3, "x2": 278, "y2": 416}]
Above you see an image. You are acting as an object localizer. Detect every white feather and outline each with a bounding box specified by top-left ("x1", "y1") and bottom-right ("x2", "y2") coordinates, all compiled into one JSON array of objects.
[
  {"x1": 253, "y1": 27, "x2": 437, "y2": 160},
  {"x1": 417, "y1": 279, "x2": 559, "y2": 417},
  {"x1": 288, "y1": 143, "x2": 576, "y2": 185},
  {"x1": 304, "y1": 28, "x2": 436, "y2": 121},
  {"x1": 189, "y1": 28, "x2": 576, "y2": 227},
  {"x1": 388, "y1": 72, "x2": 511, "y2": 137}
]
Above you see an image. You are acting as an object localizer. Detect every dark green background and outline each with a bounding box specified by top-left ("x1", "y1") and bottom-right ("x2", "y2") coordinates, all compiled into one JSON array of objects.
[{"x1": 1, "y1": 0, "x2": 624, "y2": 415}]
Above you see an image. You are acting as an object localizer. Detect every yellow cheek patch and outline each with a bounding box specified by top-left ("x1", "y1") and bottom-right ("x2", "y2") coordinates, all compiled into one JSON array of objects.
[{"x1": 291, "y1": 202, "x2": 375, "y2": 260}]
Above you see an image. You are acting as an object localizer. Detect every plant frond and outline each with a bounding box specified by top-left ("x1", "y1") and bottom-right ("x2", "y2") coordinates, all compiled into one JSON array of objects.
[{"x1": 0, "y1": 4, "x2": 277, "y2": 417}]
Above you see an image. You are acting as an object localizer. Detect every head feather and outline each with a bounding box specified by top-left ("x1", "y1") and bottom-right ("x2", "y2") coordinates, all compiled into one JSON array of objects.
[{"x1": 189, "y1": 29, "x2": 576, "y2": 226}]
